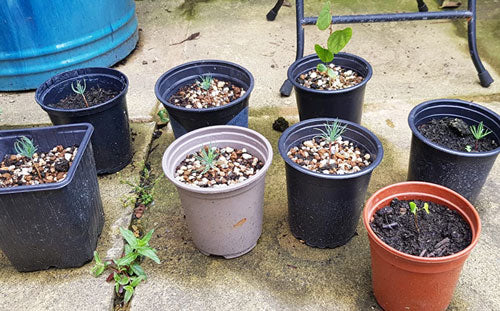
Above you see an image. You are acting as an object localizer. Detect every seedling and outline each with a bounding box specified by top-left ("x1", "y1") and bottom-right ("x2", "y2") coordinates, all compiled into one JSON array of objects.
[
  {"x1": 314, "y1": 119, "x2": 347, "y2": 159},
  {"x1": 92, "y1": 227, "x2": 160, "y2": 305},
  {"x1": 409, "y1": 201, "x2": 419, "y2": 232},
  {"x1": 157, "y1": 108, "x2": 169, "y2": 123},
  {"x1": 423, "y1": 202, "x2": 430, "y2": 214},
  {"x1": 14, "y1": 136, "x2": 38, "y2": 159},
  {"x1": 122, "y1": 166, "x2": 159, "y2": 208},
  {"x1": 71, "y1": 79, "x2": 89, "y2": 108},
  {"x1": 465, "y1": 145, "x2": 472, "y2": 152},
  {"x1": 314, "y1": 0, "x2": 352, "y2": 78},
  {"x1": 195, "y1": 145, "x2": 219, "y2": 174},
  {"x1": 469, "y1": 121, "x2": 492, "y2": 150},
  {"x1": 198, "y1": 74, "x2": 213, "y2": 91}
]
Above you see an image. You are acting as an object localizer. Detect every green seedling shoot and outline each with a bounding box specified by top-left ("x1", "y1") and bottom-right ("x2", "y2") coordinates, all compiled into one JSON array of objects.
[
  {"x1": 465, "y1": 145, "x2": 472, "y2": 152},
  {"x1": 198, "y1": 74, "x2": 213, "y2": 91},
  {"x1": 314, "y1": 119, "x2": 347, "y2": 159},
  {"x1": 469, "y1": 121, "x2": 492, "y2": 151},
  {"x1": 14, "y1": 136, "x2": 38, "y2": 159},
  {"x1": 71, "y1": 79, "x2": 89, "y2": 108},
  {"x1": 92, "y1": 227, "x2": 160, "y2": 305},
  {"x1": 195, "y1": 145, "x2": 219, "y2": 174},
  {"x1": 315, "y1": 0, "x2": 352, "y2": 78},
  {"x1": 157, "y1": 108, "x2": 169, "y2": 123},
  {"x1": 423, "y1": 202, "x2": 430, "y2": 214}
]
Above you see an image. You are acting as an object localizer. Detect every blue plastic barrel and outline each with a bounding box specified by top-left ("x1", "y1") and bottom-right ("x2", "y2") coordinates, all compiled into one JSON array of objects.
[{"x1": 0, "y1": 0, "x2": 138, "y2": 91}]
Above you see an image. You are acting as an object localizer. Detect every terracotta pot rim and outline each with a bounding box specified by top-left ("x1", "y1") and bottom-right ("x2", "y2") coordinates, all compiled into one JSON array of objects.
[{"x1": 363, "y1": 181, "x2": 481, "y2": 263}]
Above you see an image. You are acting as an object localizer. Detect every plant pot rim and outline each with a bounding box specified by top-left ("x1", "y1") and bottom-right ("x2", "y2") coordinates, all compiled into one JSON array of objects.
[
  {"x1": 287, "y1": 53, "x2": 373, "y2": 95},
  {"x1": 278, "y1": 117, "x2": 383, "y2": 180},
  {"x1": 35, "y1": 67, "x2": 129, "y2": 114},
  {"x1": 0, "y1": 123, "x2": 94, "y2": 194},
  {"x1": 408, "y1": 98, "x2": 500, "y2": 158},
  {"x1": 155, "y1": 59, "x2": 255, "y2": 114},
  {"x1": 363, "y1": 181, "x2": 481, "y2": 263},
  {"x1": 162, "y1": 125, "x2": 272, "y2": 194}
]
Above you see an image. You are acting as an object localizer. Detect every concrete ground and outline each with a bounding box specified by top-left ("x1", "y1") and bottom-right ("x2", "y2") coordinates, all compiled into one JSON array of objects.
[{"x1": 0, "y1": 0, "x2": 499, "y2": 310}]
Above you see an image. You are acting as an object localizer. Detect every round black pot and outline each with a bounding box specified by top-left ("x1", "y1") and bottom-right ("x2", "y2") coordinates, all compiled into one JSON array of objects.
[
  {"x1": 278, "y1": 118, "x2": 383, "y2": 248},
  {"x1": 408, "y1": 99, "x2": 500, "y2": 203},
  {"x1": 155, "y1": 60, "x2": 254, "y2": 138},
  {"x1": 35, "y1": 67, "x2": 132, "y2": 175},
  {"x1": 287, "y1": 53, "x2": 372, "y2": 124}
]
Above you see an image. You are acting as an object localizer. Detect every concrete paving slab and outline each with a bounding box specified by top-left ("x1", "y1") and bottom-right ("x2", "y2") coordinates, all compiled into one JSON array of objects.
[
  {"x1": 130, "y1": 105, "x2": 499, "y2": 311},
  {"x1": 1, "y1": 0, "x2": 499, "y2": 126},
  {"x1": 0, "y1": 122, "x2": 155, "y2": 311}
]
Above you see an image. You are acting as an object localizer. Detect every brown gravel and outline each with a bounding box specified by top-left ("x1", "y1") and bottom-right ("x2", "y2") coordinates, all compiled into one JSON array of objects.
[
  {"x1": 0, "y1": 145, "x2": 78, "y2": 187},
  {"x1": 287, "y1": 136, "x2": 372, "y2": 175},
  {"x1": 297, "y1": 64, "x2": 363, "y2": 90},
  {"x1": 175, "y1": 146, "x2": 264, "y2": 188},
  {"x1": 168, "y1": 78, "x2": 245, "y2": 109}
]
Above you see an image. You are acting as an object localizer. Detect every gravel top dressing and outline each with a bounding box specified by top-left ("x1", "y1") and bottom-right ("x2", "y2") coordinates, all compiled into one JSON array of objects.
[
  {"x1": 297, "y1": 64, "x2": 363, "y2": 91},
  {"x1": 175, "y1": 146, "x2": 264, "y2": 188},
  {"x1": 0, "y1": 145, "x2": 78, "y2": 187},
  {"x1": 168, "y1": 77, "x2": 245, "y2": 109},
  {"x1": 418, "y1": 117, "x2": 498, "y2": 152},
  {"x1": 51, "y1": 87, "x2": 119, "y2": 109},
  {"x1": 370, "y1": 199, "x2": 472, "y2": 257},
  {"x1": 287, "y1": 136, "x2": 372, "y2": 175}
]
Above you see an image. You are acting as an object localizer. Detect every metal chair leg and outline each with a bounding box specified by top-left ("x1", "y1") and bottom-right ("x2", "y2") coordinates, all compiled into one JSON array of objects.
[
  {"x1": 417, "y1": 0, "x2": 429, "y2": 12},
  {"x1": 467, "y1": 0, "x2": 493, "y2": 87},
  {"x1": 267, "y1": 0, "x2": 285, "y2": 21}
]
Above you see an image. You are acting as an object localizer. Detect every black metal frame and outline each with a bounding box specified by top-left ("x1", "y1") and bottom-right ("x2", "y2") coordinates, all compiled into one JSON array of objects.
[{"x1": 267, "y1": 0, "x2": 493, "y2": 96}]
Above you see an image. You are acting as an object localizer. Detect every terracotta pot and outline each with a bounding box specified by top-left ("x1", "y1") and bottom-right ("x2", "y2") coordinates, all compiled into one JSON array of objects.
[
  {"x1": 363, "y1": 181, "x2": 481, "y2": 311},
  {"x1": 162, "y1": 125, "x2": 273, "y2": 258}
]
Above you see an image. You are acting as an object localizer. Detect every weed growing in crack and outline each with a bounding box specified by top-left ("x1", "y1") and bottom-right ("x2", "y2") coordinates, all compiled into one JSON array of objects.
[{"x1": 92, "y1": 227, "x2": 160, "y2": 304}]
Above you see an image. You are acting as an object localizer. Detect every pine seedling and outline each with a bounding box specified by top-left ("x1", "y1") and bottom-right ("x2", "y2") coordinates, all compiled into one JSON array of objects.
[
  {"x1": 71, "y1": 79, "x2": 89, "y2": 108},
  {"x1": 469, "y1": 121, "x2": 492, "y2": 151},
  {"x1": 195, "y1": 145, "x2": 219, "y2": 174},
  {"x1": 198, "y1": 75, "x2": 213, "y2": 91},
  {"x1": 314, "y1": 119, "x2": 347, "y2": 159},
  {"x1": 314, "y1": 0, "x2": 352, "y2": 78},
  {"x1": 14, "y1": 136, "x2": 38, "y2": 159}
]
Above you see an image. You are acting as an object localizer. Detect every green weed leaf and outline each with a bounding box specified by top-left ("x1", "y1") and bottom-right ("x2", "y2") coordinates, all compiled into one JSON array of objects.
[
  {"x1": 314, "y1": 44, "x2": 334, "y2": 63},
  {"x1": 316, "y1": 1, "x2": 331, "y2": 30},
  {"x1": 317, "y1": 63, "x2": 328, "y2": 72},
  {"x1": 139, "y1": 229, "x2": 154, "y2": 246},
  {"x1": 124, "y1": 286, "x2": 134, "y2": 304},
  {"x1": 327, "y1": 68, "x2": 336, "y2": 78},
  {"x1": 120, "y1": 227, "x2": 138, "y2": 249},
  {"x1": 115, "y1": 252, "x2": 139, "y2": 267},
  {"x1": 423, "y1": 203, "x2": 430, "y2": 214},
  {"x1": 327, "y1": 27, "x2": 352, "y2": 54},
  {"x1": 138, "y1": 247, "x2": 161, "y2": 264},
  {"x1": 130, "y1": 263, "x2": 147, "y2": 279}
]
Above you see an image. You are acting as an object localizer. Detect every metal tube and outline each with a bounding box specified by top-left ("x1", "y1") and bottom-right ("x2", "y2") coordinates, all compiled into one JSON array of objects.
[
  {"x1": 302, "y1": 11, "x2": 472, "y2": 25},
  {"x1": 467, "y1": 0, "x2": 493, "y2": 86}
]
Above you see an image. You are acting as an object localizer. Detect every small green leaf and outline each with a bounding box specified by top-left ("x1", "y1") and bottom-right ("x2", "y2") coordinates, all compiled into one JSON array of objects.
[
  {"x1": 409, "y1": 201, "x2": 418, "y2": 215},
  {"x1": 124, "y1": 286, "x2": 134, "y2": 304},
  {"x1": 465, "y1": 145, "x2": 472, "y2": 152},
  {"x1": 327, "y1": 27, "x2": 352, "y2": 54},
  {"x1": 157, "y1": 109, "x2": 169, "y2": 123},
  {"x1": 327, "y1": 68, "x2": 336, "y2": 78},
  {"x1": 130, "y1": 275, "x2": 145, "y2": 287},
  {"x1": 316, "y1": 0, "x2": 331, "y2": 30},
  {"x1": 120, "y1": 227, "x2": 138, "y2": 249},
  {"x1": 93, "y1": 251, "x2": 102, "y2": 265},
  {"x1": 314, "y1": 44, "x2": 334, "y2": 63},
  {"x1": 316, "y1": 63, "x2": 328, "y2": 72},
  {"x1": 115, "y1": 252, "x2": 139, "y2": 267},
  {"x1": 137, "y1": 247, "x2": 161, "y2": 264},
  {"x1": 118, "y1": 275, "x2": 130, "y2": 286},
  {"x1": 423, "y1": 203, "x2": 430, "y2": 214},
  {"x1": 115, "y1": 282, "x2": 120, "y2": 294},
  {"x1": 139, "y1": 229, "x2": 154, "y2": 246},
  {"x1": 124, "y1": 244, "x2": 133, "y2": 255},
  {"x1": 130, "y1": 263, "x2": 147, "y2": 279}
]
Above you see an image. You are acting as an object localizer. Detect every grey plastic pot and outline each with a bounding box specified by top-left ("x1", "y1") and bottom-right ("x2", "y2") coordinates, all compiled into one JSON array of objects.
[{"x1": 162, "y1": 125, "x2": 273, "y2": 258}]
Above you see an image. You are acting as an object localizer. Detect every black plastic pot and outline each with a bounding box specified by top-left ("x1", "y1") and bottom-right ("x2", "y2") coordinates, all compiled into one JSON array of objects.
[
  {"x1": 155, "y1": 60, "x2": 254, "y2": 138},
  {"x1": 287, "y1": 53, "x2": 372, "y2": 123},
  {"x1": 0, "y1": 123, "x2": 104, "y2": 272},
  {"x1": 408, "y1": 99, "x2": 500, "y2": 203},
  {"x1": 278, "y1": 118, "x2": 383, "y2": 248},
  {"x1": 35, "y1": 67, "x2": 132, "y2": 175}
]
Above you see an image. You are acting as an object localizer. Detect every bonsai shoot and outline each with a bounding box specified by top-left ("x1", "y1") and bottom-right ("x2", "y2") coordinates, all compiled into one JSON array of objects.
[
  {"x1": 71, "y1": 79, "x2": 90, "y2": 108},
  {"x1": 14, "y1": 136, "x2": 38, "y2": 159},
  {"x1": 315, "y1": 0, "x2": 352, "y2": 78},
  {"x1": 470, "y1": 121, "x2": 492, "y2": 151},
  {"x1": 198, "y1": 74, "x2": 213, "y2": 91},
  {"x1": 195, "y1": 145, "x2": 219, "y2": 174},
  {"x1": 315, "y1": 119, "x2": 347, "y2": 159}
]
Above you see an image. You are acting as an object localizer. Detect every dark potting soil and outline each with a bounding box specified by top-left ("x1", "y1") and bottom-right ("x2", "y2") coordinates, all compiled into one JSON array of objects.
[
  {"x1": 370, "y1": 199, "x2": 472, "y2": 257},
  {"x1": 418, "y1": 117, "x2": 498, "y2": 152},
  {"x1": 51, "y1": 87, "x2": 119, "y2": 109}
]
